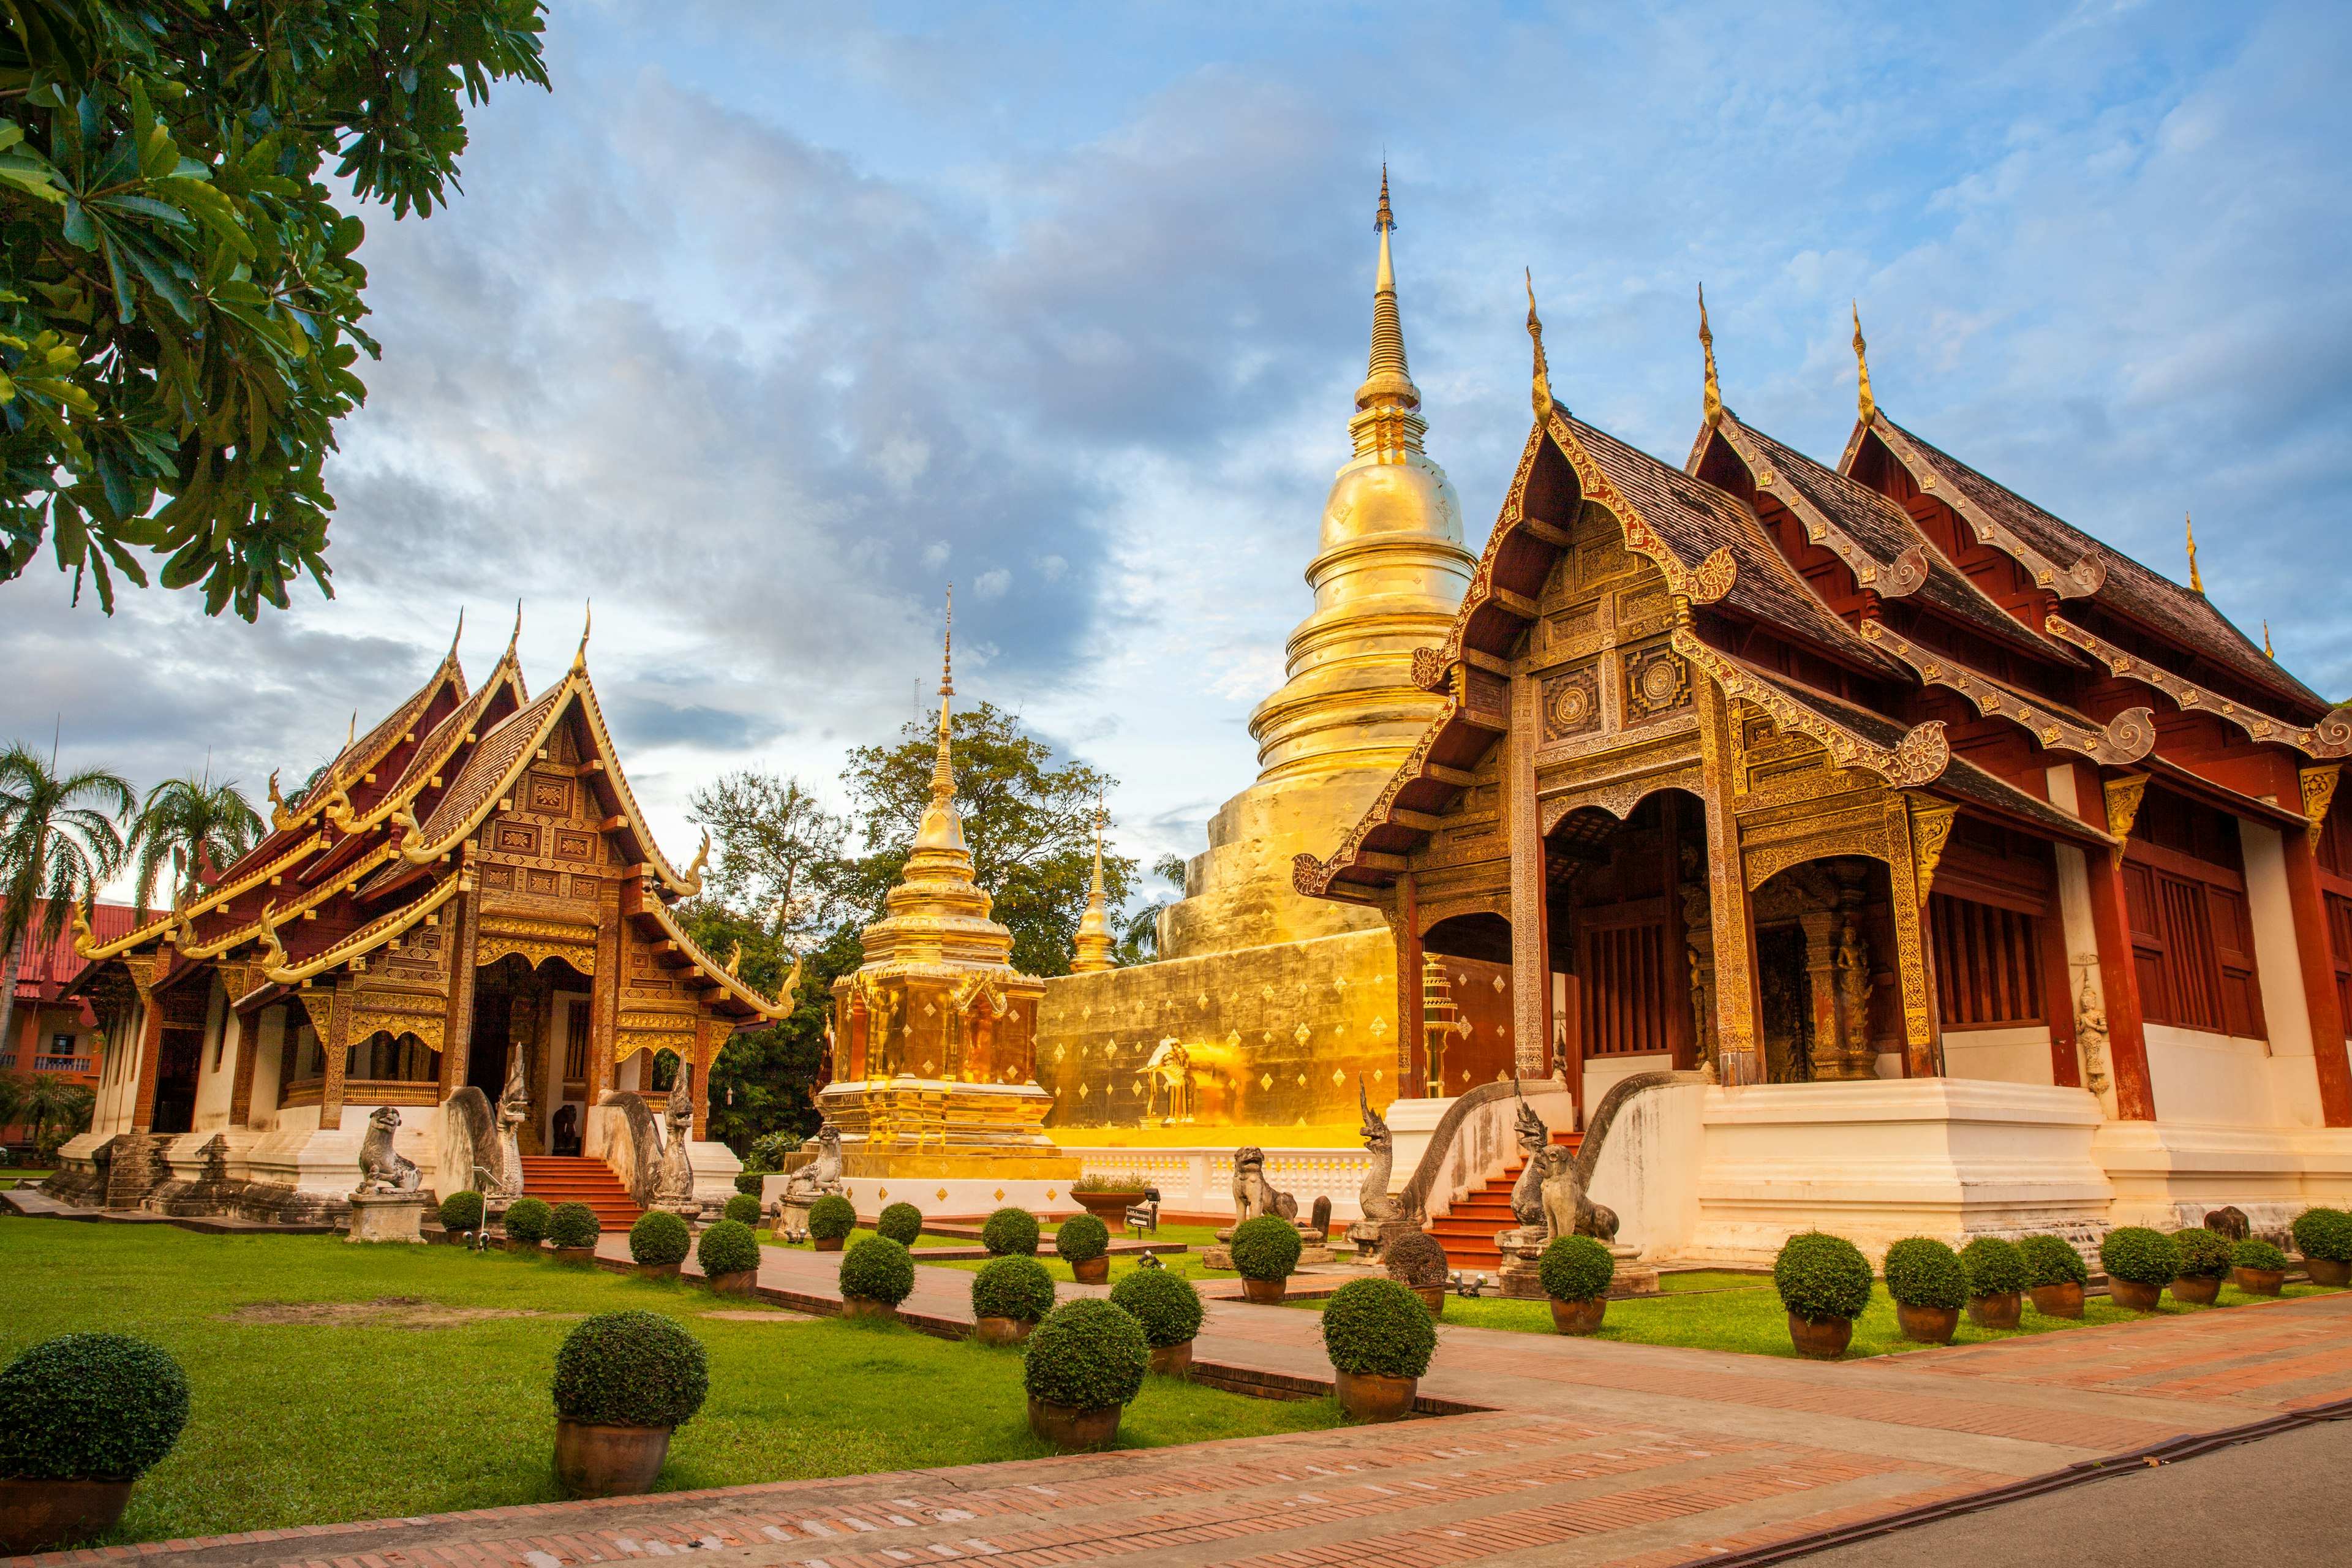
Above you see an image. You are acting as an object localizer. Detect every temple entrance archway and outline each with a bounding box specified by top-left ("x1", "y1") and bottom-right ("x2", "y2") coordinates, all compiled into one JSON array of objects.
[
  {"x1": 1546, "y1": 787, "x2": 1705, "y2": 1106},
  {"x1": 1747, "y1": 856, "x2": 1900, "y2": 1083},
  {"x1": 1419, "y1": 913, "x2": 1516, "y2": 1096},
  {"x1": 464, "y1": 952, "x2": 594, "y2": 1154}
]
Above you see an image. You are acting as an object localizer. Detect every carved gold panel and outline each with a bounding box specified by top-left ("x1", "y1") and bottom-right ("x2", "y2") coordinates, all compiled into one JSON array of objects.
[{"x1": 1541, "y1": 662, "x2": 1602, "y2": 741}]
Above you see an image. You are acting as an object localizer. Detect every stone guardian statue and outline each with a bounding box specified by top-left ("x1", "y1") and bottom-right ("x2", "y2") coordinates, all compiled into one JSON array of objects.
[{"x1": 652, "y1": 1061, "x2": 698, "y2": 1211}]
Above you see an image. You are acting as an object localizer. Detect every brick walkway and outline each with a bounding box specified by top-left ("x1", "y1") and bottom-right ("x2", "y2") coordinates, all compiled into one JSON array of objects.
[{"x1": 10, "y1": 1240, "x2": 2351, "y2": 1568}]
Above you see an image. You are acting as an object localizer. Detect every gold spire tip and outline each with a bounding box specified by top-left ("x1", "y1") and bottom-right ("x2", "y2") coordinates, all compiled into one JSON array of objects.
[
  {"x1": 1375, "y1": 164, "x2": 1394, "y2": 232},
  {"x1": 1698, "y1": 284, "x2": 1721, "y2": 429},
  {"x1": 2185, "y1": 511, "x2": 2203, "y2": 595},
  {"x1": 1525, "y1": 268, "x2": 1553, "y2": 417},
  {"x1": 2264, "y1": 619, "x2": 2275, "y2": 659},
  {"x1": 940, "y1": 584, "x2": 954, "y2": 699},
  {"x1": 572, "y1": 600, "x2": 590, "y2": 669},
  {"x1": 1852, "y1": 302, "x2": 1876, "y2": 426}
]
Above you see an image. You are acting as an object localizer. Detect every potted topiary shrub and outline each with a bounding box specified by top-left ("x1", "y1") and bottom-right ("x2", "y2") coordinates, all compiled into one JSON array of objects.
[
  {"x1": 807, "y1": 1194, "x2": 856, "y2": 1251},
  {"x1": 1537, "y1": 1234, "x2": 1615, "y2": 1335},
  {"x1": 439, "y1": 1189, "x2": 485, "y2": 1243},
  {"x1": 1882, "y1": 1238, "x2": 1968, "y2": 1344},
  {"x1": 2232, "y1": 1238, "x2": 2289, "y2": 1297},
  {"x1": 2019, "y1": 1235, "x2": 2089, "y2": 1318},
  {"x1": 2169, "y1": 1227, "x2": 2231, "y2": 1305},
  {"x1": 1321, "y1": 1277, "x2": 1436, "y2": 1422},
  {"x1": 1055, "y1": 1213, "x2": 1112, "y2": 1284},
  {"x1": 733, "y1": 1170, "x2": 764, "y2": 1197},
  {"x1": 970, "y1": 1254, "x2": 1056, "y2": 1345},
  {"x1": 982, "y1": 1205, "x2": 1040, "y2": 1257},
  {"x1": 503, "y1": 1196, "x2": 553, "y2": 1254},
  {"x1": 629, "y1": 1210, "x2": 692, "y2": 1280},
  {"x1": 697, "y1": 1218, "x2": 762, "y2": 1295},
  {"x1": 1071, "y1": 1174, "x2": 1147, "y2": 1226},
  {"x1": 1959, "y1": 1237, "x2": 2027, "y2": 1329},
  {"x1": 1773, "y1": 1231, "x2": 1872, "y2": 1360},
  {"x1": 876, "y1": 1201, "x2": 924, "y2": 1246},
  {"x1": 1022, "y1": 1298, "x2": 1148, "y2": 1452},
  {"x1": 2290, "y1": 1207, "x2": 2352, "y2": 1286},
  {"x1": 723, "y1": 1193, "x2": 762, "y2": 1228},
  {"x1": 0, "y1": 1333, "x2": 190, "y2": 1554},
  {"x1": 1229, "y1": 1214, "x2": 1303, "y2": 1304},
  {"x1": 550, "y1": 1310, "x2": 708, "y2": 1498},
  {"x1": 839, "y1": 1236, "x2": 916, "y2": 1320},
  {"x1": 2099, "y1": 1226, "x2": 2179, "y2": 1311},
  {"x1": 548, "y1": 1202, "x2": 602, "y2": 1264},
  {"x1": 1382, "y1": 1229, "x2": 1452, "y2": 1316},
  {"x1": 1110, "y1": 1267, "x2": 1205, "y2": 1376}
]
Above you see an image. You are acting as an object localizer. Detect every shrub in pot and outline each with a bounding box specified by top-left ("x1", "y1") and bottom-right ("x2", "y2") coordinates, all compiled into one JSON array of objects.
[
  {"x1": 0, "y1": 1333, "x2": 190, "y2": 1554},
  {"x1": 1882, "y1": 1237, "x2": 1968, "y2": 1343},
  {"x1": 838, "y1": 1236, "x2": 915, "y2": 1319},
  {"x1": 697, "y1": 1218, "x2": 761, "y2": 1294},
  {"x1": 806, "y1": 1194, "x2": 856, "y2": 1251},
  {"x1": 982, "y1": 1206, "x2": 1040, "y2": 1257},
  {"x1": 503, "y1": 1196, "x2": 553, "y2": 1251},
  {"x1": 1109, "y1": 1267, "x2": 1205, "y2": 1376},
  {"x1": 1321, "y1": 1277, "x2": 1436, "y2": 1422},
  {"x1": 438, "y1": 1189, "x2": 485, "y2": 1240},
  {"x1": 2019, "y1": 1235, "x2": 2089, "y2": 1318},
  {"x1": 1022, "y1": 1298, "x2": 1148, "y2": 1452},
  {"x1": 1383, "y1": 1229, "x2": 1452, "y2": 1316},
  {"x1": 1230, "y1": 1214, "x2": 1304, "y2": 1304},
  {"x1": 2168, "y1": 1227, "x2": 2231, "y2": 1305},
  {"x1": 629, "y1": 1210, "x2": 692, "y2": 1278},
  {"x1": 2232, "y1": 1238, "x2": 2289, "y2": 1297},
  {"x1": 970, "y1": 1255, "x2": 1056, "y2": 1344},
  {"x1": 1071, "y1": 1173, "x2": 1148, "y2": 1225},
  {"x1": 1055, "y1": 1213, "x2": 1112, "y2": 1284},
  {"x1": 548, "y1": 1202, "x2": 602, "y2": 1261},
  {"x1": 2290, "y1": 1207, "x2": 2352, "y2": 1286},
  {"x1": 550, "y1": 1310, "x2": 708, "y2": 1498},
  {"x1": 1958, "y1": 1237, "x2": 2027, "y2": 1329},
  {"x1": 876, "y1": 1201, "x2": 924, "y2": 1246},
  {"x1": 1537, "y1": 1234, "x2": 1615, "y2": 1336},
  {"x1": 723, "y1": 1193, "x2": 762, "y2": 1227},
  {"x1": 1773, "y1": 1231, "x2": 1872, "y2": 1359},
  {"x1": 733, "y1": 1170, "x2": 764, "y2": 1197},
  {"x1": 2100, "y1": 1227, "x2": 2179, "y2": 1311}
]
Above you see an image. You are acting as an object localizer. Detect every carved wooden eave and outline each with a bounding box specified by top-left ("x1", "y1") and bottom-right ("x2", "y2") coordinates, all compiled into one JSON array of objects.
[
  {"x1": 2133, "y1": 752, "x2": 2316, "y2": 838},
  {"x1": 619, "y1": 875, "x2": 790, "y2": 1020},
  {"x1": 1855, "y1": 619, "x2": 2156, "y2": 765},
  {"x1": 251, "y1": 869, "x2": 469, "y2": 987},
  {"x1": 2045, "y1": 615, "x2": 2352, "y2": 759},
  {"x1": 273, "y1": 631, "x2": 470, "y2": 834},
  {"x1": 326, "y1": 643, "x2": 530, "y2": 841},
  {"x1": 1679, "y1": 633, "x2": 1951, "y2": 790},
  {"x1": 172, "y1": 840, "x2": 403, "y2": 962},
  {"x1": 1845, "y1": 414, "x2": 2106, "y2": 599}
]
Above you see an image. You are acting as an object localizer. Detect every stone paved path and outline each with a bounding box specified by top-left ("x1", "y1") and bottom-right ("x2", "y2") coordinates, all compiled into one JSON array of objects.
[{"x1": 10, "y1": 1239, "x2": 2351, "y2": 1568}]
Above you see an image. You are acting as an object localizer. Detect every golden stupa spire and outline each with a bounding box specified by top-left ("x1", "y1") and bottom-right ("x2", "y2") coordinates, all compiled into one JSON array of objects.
[
  {"x1": 914, "y1": 586, "x2": 965, "y2": 851},
  {"x1": 1852, "y1": 302, "x2": 1875, "y2": 426},
  {"x1": 1350, "y1": 167, "x2": 1425, "y2": 461},
  {"x1": 1526, "y1": 268, "x2": 1553, "y2": 418},
  {"x1": 1698, "y1": 284, "x2": 1722, "y2": 429},
  {"x1": 2186, "y1": 511, "x2": 2203, "y2": 594},
  {"x1": 1071, "y1": 795, "x2": 1115, "y2": 973}
]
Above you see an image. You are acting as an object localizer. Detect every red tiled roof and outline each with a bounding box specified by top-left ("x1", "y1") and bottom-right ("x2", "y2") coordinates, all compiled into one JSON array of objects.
[{"x1": 9, "y1": 900, "x2": 135, "y2": 998}]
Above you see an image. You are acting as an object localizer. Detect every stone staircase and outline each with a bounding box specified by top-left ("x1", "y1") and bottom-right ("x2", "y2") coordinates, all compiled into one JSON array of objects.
[
  {"x1": 1430, "y1": 1129, "x2": 1581, "y2": 1272},
  {"x1": 519, "y1": 1155, "x2": 642, "y2": 1230}
]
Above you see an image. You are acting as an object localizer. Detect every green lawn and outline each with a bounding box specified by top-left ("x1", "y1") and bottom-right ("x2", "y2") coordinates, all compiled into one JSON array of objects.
[
  {"x1": 1657, "y1": 1270, "x2": 1771, "y2": 1294},
  {"x1": 0, "y1": 1216, "x2": 1342, "y2": 1547},
  {"x1": 1291, "y1": 1278, "x2": 2341, "y2": 1358},
  {"x1": 0, "y1": 1169, "x2": 54, "y2": 1189},
  {"x1": 918, "y1": 1248, "x2": 1239, "y2": 1283}
]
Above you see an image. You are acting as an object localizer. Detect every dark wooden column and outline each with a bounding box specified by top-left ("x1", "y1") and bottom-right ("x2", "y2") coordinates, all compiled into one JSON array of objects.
[
  {"x1": 1396, "y1": 873, "x2": 1423, "y2": 1096},
  {"x1": 1662, "y1": 791, "x2": 1695, "y2": 1071},
  {"x1": 127, "y1": 959, "x2": 165, "y2": 1131},
  {"x1": 2084, "y1": 780, "x2": 2157, "y2": 1120},
  {"x1": 1507, "y1": 669, "x2": 1550, "y2": 1078},
  {"x1": 226, "y1": 966, "x2": 262, "y2": 1126},
  {"x1": 2037, "y1": 893, "x2": 2082, "y2": 1088}
]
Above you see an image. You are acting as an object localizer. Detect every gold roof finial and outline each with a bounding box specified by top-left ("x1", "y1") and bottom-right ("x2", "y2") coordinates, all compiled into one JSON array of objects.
[
  {"x1": 572, "y1": 600, "x2": 590, "y2": 672},
  {"x1": 1698, "y1": 283, "x2": 1722, "y2": 429},
  {"x1": 1526, "y1": 268, "x2": 1553, "y2": 419},
  {"x1": 1352, "y1": 166, "x2": 1419, "y2": 450},
  {"x1": 2186, "y1": 511, "x2": 2203, "y2": 594},
  {"x1": 1375, "y1": 162, "x2": 1394, "y2": 233},
  {"x1": 345, "y1": 709, "x2": 357, "y2": 748},
  {"x1": 2264, "y1": 619, "x2": 2275, "y2": 659},
  {"x1": 1852, "y1": 302, "x2": 1875, "y2": 426}
]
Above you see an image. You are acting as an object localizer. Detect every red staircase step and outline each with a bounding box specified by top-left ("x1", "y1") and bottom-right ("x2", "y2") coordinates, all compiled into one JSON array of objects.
[
  {"x1": 1430, "y1": 1129, "x2": 1586, "y2": 1272},
  {"x1": 518, "y1": 1155, "x2": 643, "y2": 1229}
]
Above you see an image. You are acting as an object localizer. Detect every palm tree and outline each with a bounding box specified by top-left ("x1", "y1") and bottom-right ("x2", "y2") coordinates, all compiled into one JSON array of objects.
[
  {"x1": 0, "y1": 742, "x2": 135, "y2": 1069},
  {"x1": 129, "y1": 772, "x2": 266, "y2": 922},
  {"x1": 18, "y1": 1073, "x2": 94, "y2": 1161}
]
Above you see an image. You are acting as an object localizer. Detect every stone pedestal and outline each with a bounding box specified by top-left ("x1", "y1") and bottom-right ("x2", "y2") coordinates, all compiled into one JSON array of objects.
[
  {"x1": 1201, "y1": 1242, "x2": 1336, "y2": 1271},
  {"x1": 1495, "y1": 1231, "x2": 1658, "y2": 1298},
  {"x1": 347, "y1": 1191, "x2": 429, "y2": 1243}
]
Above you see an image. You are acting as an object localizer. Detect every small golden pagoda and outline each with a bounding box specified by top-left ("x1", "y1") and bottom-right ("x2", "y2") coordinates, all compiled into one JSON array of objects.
[
  {"x1": 823, "y1": 600, "x2": 1079, "y2": 1210},
  {"x1": 1069, "y1": 804, "x2": 1115, "y2": 974}
]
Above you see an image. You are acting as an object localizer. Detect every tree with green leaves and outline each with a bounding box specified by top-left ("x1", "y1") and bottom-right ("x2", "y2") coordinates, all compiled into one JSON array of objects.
[
  {"x1": 687, "y1": 770, "x2": 849, "y2": 952},
  {"x1": 0, "y1": 740, "x2": 131, "y2": 1061},
  {"x1": 127, "y1": 769, "x2": 260, "y2": 920},
  {"x1": 14, "y1": 1068, "x2": 91, "y2": 1157},
  {"x1": 0, "y1": 0, "x2": 551, "y2": 617}
]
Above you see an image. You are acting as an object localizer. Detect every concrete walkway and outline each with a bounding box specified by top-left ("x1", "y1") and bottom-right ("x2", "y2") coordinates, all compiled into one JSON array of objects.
[{"x1": 12, "y1": 1231, "x2": 2350, "y2": 1568}]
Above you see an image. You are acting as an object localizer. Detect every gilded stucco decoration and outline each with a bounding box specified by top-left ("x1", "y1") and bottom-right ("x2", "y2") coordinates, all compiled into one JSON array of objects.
[
  {"x1": 2301, "y1": 765, "x2": 2343, "y2": 851},
  {"x1": 1904, "y1": 796, "x2": 1959, "y2": 908},
  {"x1": 475, "y1": 915, "x2": 598, "y2": 976},
  {"x1": 1673, "y1": 627, "x2": 1948, "y2": 789},
  {"x1": 2103, "y1": 774, "x2": 2150, "y2": 862}
]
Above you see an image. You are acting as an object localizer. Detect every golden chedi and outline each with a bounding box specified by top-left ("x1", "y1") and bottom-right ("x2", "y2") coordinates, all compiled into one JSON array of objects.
[
  {"x1": 824, "y1": 605, "x2": 1079, "y2": 1211},
  {"x1": 1036, "y1": 173, "x2": 1474, "y2": 1141}
]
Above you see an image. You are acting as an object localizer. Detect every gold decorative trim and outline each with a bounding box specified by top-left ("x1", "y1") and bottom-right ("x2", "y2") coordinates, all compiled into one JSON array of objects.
[
  {"x1": 477, "y1": 915, "x2": 599, "y2": 976},
  {"x1": 1905, "y1": 794, "x2": 1959, "y2": 908},
  {"x1": 1858, "y1": 620, "x2": 2154, "y2": 764},
  {"x1": 1544, "y1": 411, "x2": 1737, "y2": 609},
  {"x1": 348, "y1": 1009, "x2": 447, "y2": 1053},
  {"x1": 257, "y1": 873, "x2": 466, "y2": 985},
  {"x1": 2046, "y1": 615, "x2": 2352, "y2": 758},
  {"x1": 1871, "y1": 419, "x2": 2104, "y2": 597},
  {"x1": 2103, "y1": 774, "x2": 2150, "y2": 864},
  {"x1": 2301, "y1": 764, "x2": 2342, "y2": 853},
  {"x1": 1717, "y1": 417, "x2": 1926, "y2": 596},
  {"x1": 1673, "y1": 628, "x2": 1948, "y2": 788}
]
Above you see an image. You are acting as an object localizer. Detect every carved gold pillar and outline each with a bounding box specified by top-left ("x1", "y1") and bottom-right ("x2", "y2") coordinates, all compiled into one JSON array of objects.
[
  {"x1": 513, "y1": 986, "x2": 545, "y2": 1155},
  {"x1": 318, "y1": 977, "x2": 353, "y2": 1131},
  {"x1": 444, "y1": 889, "x2": 480, "y2": 1099},
  {"x1": 590, "y1": 883, "x2": 620, "y2": 1106},
  {"x1": 1800, "y1": 910, "x2": 1842, "y2": 1080},
  {"x1": 1507, "y1": 669, "x2": 1549, "y2": 1078},
  {"x1": 1893, "y1": 795, "x2": 1948, "y2": 1077},
  {"x1": 125, "y1": 958, "x2": 163, "y2": 1131},
  {"x1": 1695, "y1": 680, "x2": 1763, "y2": 1081}
]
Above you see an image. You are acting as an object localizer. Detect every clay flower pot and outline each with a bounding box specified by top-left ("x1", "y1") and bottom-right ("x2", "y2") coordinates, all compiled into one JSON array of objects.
[
  {"x1": 1787, "y1": 1313, "x2": 1853, "y2": 1360},
  {"x1": 2233, "y1": 1266, "x2": 2285, "y2": 1297},
  {"x1": 505, "y1": 1238, "x2": 540, "y2": 1255},
  {"x1": 552, "y1": 1246, "x2": 597, "y2": 1266},
  {"x1": 0, "y1": 1476, "x2": 136, "y2": 1555},
  {"x1": 2304, "y1": 1258, "x2": 2350, "y2": 1287},
  {"x1": 2170, "y1": 1276, "x2": 2222, "y2": 1306},
  {"x1": 1896, "y1": 1302, "x2": 1959, "y2": 1344},
  {"x1": 1967, "y1": 1292, "x2": 2022, "y2": 1331},
  {"x1": 554, "y1": 1418, "x2": 671, "y2": 1498},
  {"x1": 1550, "y1": 1297, "x2": 1607, "y2": 1336},
  {"x1": 706, "y1": 1268, "x2": 759, "y2": 1297},
  {"x1": 1241, "y1": 1277, "x2": 1286, "y2": 1305},
  {"x1": 813, "y1": 1235, "x2": 845, "y2": 1253},
  {"x1": 1333, "y1": 1369, "x2": 1417, "y2": 1423},
  {"x1": 1027, "y1": 1395, "x2": 1121, "y2": 1452},
  {"x1": 1071, "y1": 1256, "x2": 1110, "y2": 1286},
  {"x1": 839, "y1": 1295, "x2": 896, "y2": 1321},
  {"x1": 2030, "y1": 1283, "x2": 2084, "y2": 1319},
  {"x1": 637, "y1": 1262, "x2": 682, "y2": 1281},
  {"x1": 1074, "y1": 1191, "x2": 1137, "y2": 1225},
  {"x1": 972, "y1": 1316, "x2": 1032, "y2": 1346},
  {"x1": 2109, "y1": 1278, "x2": 2163, "y2": 1311},
  {"x1": 1412, "y1": 1285, "x2": 1445, "y2": 1318},
  {"x1": 1148, "y1": 1340, "x2": 1194, "y2": 1378}
]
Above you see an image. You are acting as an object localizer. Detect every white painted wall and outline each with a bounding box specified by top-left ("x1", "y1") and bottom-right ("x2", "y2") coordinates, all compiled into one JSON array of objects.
[
  {"x1": 2241, "y1": 824, "x2": 2322, "y2": 1129},
  {"x1": 2145, "y1": 1025, "x2": 2285, "y2": 1129},
  {"x1": 1942, "y1": 1025, "x2": 2055, "y2": 1087},
  {"x1": 2046, "y1": 767, "x2": 2111, "y2": 1116},
  {"x1": 247, "y1": 1006, "x2": 285, "y2": 1129},
  {"x1": 1583, "y1": 1080, "x2": 1705, "y2": 1257},
  {"x1": 191, "y1": 981, "x2": 236, "y2": 1132},
  {"x1": 1584, "y1": 1052, "x2": 1674, "y2": 1112}
]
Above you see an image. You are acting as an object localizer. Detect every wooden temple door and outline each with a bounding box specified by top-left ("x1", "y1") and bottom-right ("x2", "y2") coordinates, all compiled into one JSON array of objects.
[{"x1": 1577, "y1": 908, "x2": 1679, "y2": 1063}]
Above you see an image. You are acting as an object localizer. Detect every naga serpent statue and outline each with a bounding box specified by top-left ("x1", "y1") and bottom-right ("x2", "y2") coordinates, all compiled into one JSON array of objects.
[{"x1": 653, "y1": 1062, "x2": 696, "y2": 1205}]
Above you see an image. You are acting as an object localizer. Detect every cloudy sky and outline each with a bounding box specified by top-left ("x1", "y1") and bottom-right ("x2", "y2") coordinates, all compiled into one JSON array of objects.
[{"x1": 8, "y1": 0, "x2": 2349, "y2": 908}]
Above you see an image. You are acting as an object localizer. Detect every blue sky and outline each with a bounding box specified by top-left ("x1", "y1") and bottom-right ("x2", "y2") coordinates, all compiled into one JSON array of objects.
[{"x1": 8, "y1": 0, "x2": 2349, "y2": 904}]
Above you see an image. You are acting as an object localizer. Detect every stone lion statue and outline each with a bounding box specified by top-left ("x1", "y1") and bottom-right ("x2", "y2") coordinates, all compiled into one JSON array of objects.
[
  {"x1": 1532, "y1": 1144, "x2": 1618, "y2": 1245},
  {"x1": 1232, "y1": 1145, "x2": 1298, "y2": 1224},
  {"x1": 355, "y1": 1107, "x2": 421, "y2": 1194},
  {"x1": 779, "y1": 1123, "x2": 846, "y2": 1206}
]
